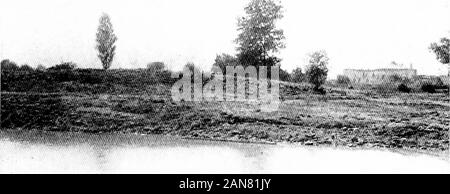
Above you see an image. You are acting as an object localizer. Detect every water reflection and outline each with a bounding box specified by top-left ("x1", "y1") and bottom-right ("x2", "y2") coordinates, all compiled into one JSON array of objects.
[{"x1": 0, "y1": 130, "x2": 448, "y2": 174}]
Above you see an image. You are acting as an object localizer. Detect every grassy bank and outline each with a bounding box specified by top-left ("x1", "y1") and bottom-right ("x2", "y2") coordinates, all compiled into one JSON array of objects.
[{"x1": 1, "y1": 78, "x2": 448, "y2": 151}]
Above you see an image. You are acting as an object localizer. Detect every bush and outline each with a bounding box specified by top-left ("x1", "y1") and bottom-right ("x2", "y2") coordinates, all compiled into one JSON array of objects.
[
  {"x1": 279, "y1": 68, "x2": 291, "y2": 82},
  {"x1": 147, "y1": 62, "x2": 165, "y2": 73},
  {"x1": 417, "y1": 77, "x2": 445, "y2": 93},
  {"x1": 36, "y1": 64, "x2": 47, "y2": 72},
  {"x1": 48, "y1": 62, "x2": 77, "y2": 71},
  {"x1": 147, "y1": 62, "x2": 172, "y2": 83},
  {"x1": 421, "y1": 83, "x2": 436, "y2": 93},
  {"x1": 337, "y1": 75, "x2": 351, "y2": 85},
  {"x1": 397, "y1": 83, "x2": 411, "y2": 93},
  {"x1": 19, "y1": 64, "x2": 34, "y2": 72},
  {"x1": 314, "y1": 86, "x2": 326, "y2": 94},
  {"x1": 388, "y1": 74, "x2": 403, "y2": 82},
  {"x1": 291, "y1": 67, "x2": 305, "y2": 83}
]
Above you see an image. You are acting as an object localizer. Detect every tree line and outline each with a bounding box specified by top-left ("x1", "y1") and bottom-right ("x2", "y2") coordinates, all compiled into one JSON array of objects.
[{"x1": 2, "y1": 0, "x2": 448, "y2": 93}]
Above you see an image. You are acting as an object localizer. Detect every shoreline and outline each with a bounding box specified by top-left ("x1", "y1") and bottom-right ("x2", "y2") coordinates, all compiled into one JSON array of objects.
[{"x1": 2, "y1": 128, "x2": 448, "y2": 160}]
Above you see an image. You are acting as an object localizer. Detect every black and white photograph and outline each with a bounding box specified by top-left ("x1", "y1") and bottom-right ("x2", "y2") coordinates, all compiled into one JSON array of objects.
[{"x1": 0, "y1": 0, "x2": 449, "y2": 178}]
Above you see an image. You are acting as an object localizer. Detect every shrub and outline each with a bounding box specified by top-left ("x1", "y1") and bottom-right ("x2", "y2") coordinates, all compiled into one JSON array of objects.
[
  {"x1": 146, "y1": 62, "x2": 172, "y2": 83},
  {"x1": 46, "y1": 62, "x2": 78, "y2": 83},
  {"x1": 417, "y1": 77, "x2": 445, "y2": 93},
  {"x1": 48, "y1": 62, "x2": 77, "y2": 71},
  {"x1": 337, "y1": 75, "x2": 351, "y2": 85},
  {"x1": 421, "y1": 83, "x2": 436, "y2": 93},
  {"x1": 291, "y1": 67, "x2": 304, "y2": 83},
  {"x1": 75, "y1": 69, "x2": 104, "y2": 84},
  {"x1": 388, "y1": 74, "x2": 403, "y2": 82},
  {"x1": 397, "y1": 83, "x2": 411, "y2": 93},
  {"x1": 36, "y1": 64, "x2": 47, "y2": 72},
  {"x1": 19, "y1": 64, "x2": 34, "y2": 72},
  {"x1": 147, "y1": 62, "x2": 165, "y2": 73},
  {"x1": 279, "y1": 68, "x2": 291, "y2": 82},
  {"x1": 314, "y1": 86, "x2": 326, "y2": 94}
]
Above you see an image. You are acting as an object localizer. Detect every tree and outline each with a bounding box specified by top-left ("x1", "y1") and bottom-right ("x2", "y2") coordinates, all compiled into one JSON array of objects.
[
  {"x1": 19, "y1": 64, "x2": 34, "y2": 72},
  {"x1": 147, "y1": 62, "x2": 166, "y2": 74},
  {"x1": 1, "y1": 59, "x2": 19, "y2": 72},
  {"x1": 235, "y1": 0, "x2": 285, "y2": 68},
  {"x1": 278, "y1": 67, "x2": 290, "y2": 82},
  {"x1": 36, "y1": 64, "x2": 46, "y2": 72},
  {"x1": 96, "y1": 13, "x2": 117, "y2": 70},
  {"x1": 336, "y1": 75, "x2": 351, "y2": 85},
  {"x1": 305, "y1": 51, "x2": 329, "y2": 90},
  {"x1": 291, "y1": 67, "x2": 305, "y2": 83},
  {"x1": 48, "y1": 62, "x2": 76, "y2": 71},
  {"x1": 429, "y1": 37, "x2": 450, "y2": 76},
  {"x1": 212, "y1": 53, "x2": 239, "y2": 73},
  {"x1": 185, "y1": 62, "x2": 202, "y2": 75},
  {"x1": 147, "y1": 62, "x2": 171, "y2": 83}
]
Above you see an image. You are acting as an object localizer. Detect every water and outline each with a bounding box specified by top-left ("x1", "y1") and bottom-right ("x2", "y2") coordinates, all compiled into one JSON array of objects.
[{"x1": 0, "y1": 130, "x2": 449, "y2": 174}]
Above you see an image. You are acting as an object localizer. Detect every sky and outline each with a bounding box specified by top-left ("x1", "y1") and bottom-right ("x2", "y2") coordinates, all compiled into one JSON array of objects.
[{"x1": 1, "y1": 0, "x2": 449, "y2": 78}]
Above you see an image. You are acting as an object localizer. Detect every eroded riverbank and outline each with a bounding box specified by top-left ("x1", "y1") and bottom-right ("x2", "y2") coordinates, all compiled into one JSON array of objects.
[{"x1": 2, "y1": 89, "x2": 449, "y2": 152}]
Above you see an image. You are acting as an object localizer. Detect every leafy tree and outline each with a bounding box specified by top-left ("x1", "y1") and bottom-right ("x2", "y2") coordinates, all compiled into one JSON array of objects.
[
  {"x1": 291, "y1": 67, "x2": 305, "y2": 83},
  {"x1": 147, "y1": 62, "x2": 172, "y2": 83},
  {"x1": 336, "y1": 75, "x2": 350, "y2": 85},
  {"x1": 19, "y1": 64, "x2": 34, "y2": 72},
  {"x1": 429, "y1": 37, "x2": 449, "y2": 76},
  {"x1": 96, "y1": 13, "x2": 117, "y2": 70},
  {"x1": 183, "y1": 62, "x2": 203, "y2": 83},
  {"x1": 235, "y1": 0, "x2": 285, "y2": 68},
  {"x1": 278, "y1": 67, "x2": 290, "y2": 82},
  {"x1": 212, "y1": 53, "x2": 239, "y2": 73},
  {"x1": 36, "y1": 64, "x2": 47, "y2": 72},
  {"x1": 1, "y1": 59, "x2": 19, "y2": 72},
  {"x1": 48, "y1": 62, "x2": 76, "y2": 71},
  {"x1": 147, "y1": 62, "x2": 166, "y2": 74},
  {"x1": 305, "y1": 51, "x2": 329, "y2": 90}
]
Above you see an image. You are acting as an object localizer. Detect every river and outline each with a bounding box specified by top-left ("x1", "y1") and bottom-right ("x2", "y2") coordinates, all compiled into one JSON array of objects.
[{"x1": 0, "y1": 130, "x2": 448, "y2": 173}]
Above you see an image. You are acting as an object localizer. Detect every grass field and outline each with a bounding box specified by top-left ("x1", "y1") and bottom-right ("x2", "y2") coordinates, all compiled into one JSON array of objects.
[{"x1": 1, "y1": 76, "x2": 448, "y2": 151}]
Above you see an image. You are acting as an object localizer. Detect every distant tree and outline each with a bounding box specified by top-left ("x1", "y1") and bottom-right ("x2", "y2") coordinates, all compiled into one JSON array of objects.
[
  {"x1": 147, "y1": 62, "x2": 166, "y2": 73},
  {"x1": 1, "y1": 59, "x2": 19, "y2": 72},
  {"x1": 336, "y1": 75, "x2": 351, "y2": 85},
  {"x1": 305, "y1": 51, "x2": 329, "y2": 90},
  {"x1": 429, "y1": 36, "x2": 450, "y2": 76},
  {"x1": 147, "y1": 62, "x2": 172, "y2": 83},
  {"x1": 235, "y1": 0, "x2": 285, "y2": 68},
  {"x1": 291, "y1": 67, "x2": 305, "y2": 83},
  {"x1": 48, "y1": 62, "x2": 77, "y2": 71},
  {"x1": 36, "y1": 64, "x2": 46, "y2": 72},
  {"x1": 278, "y1": 67, "x2": 291, "y2": 82},
  {"x1": 212, "y1": 53, "x2": 239, "y2": 73},
  {"x1": 96, "y1": 13, "x2": 117, "y2": 70},
  {"x1": 184, "y1": 62, "x2": 202, "y2": 76},
  {"x1": 19, "y1": 64, "x2": 34, "y2": 72}
]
